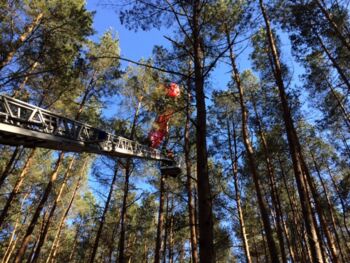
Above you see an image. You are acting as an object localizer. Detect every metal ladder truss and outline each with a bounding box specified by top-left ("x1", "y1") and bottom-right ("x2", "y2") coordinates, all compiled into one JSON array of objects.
[{"x1": 0, "y1": 95, "x2": 171, "y2": 162}]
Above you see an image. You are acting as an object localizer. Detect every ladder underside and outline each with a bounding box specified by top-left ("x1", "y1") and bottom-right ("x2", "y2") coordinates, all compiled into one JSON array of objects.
[{"x1": 0, "y1": 95, "x2": 170, "y2": 161}]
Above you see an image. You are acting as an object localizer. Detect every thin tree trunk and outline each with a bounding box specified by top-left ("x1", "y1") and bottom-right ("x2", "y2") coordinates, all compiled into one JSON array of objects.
[
  {"x1": 46, "y1": 162, "x2": 86, "y2": 263},
  {"x1": 27, "y1": 210, "x2": 48, "y2": 263},
  {"x1": 278, "y1": 156, "x2": 306, "y2": 262},
  {"x1": 251, "y1": 95, "x2": 287, "y2": 262},
  {"x1": 0, "y1": 13, "x2": 43, "y2": 71},
  {"x1": 324, "y1": 161, "x2": 350, "y2": 239},
  {"x1": 325, "y1": 79, "x2": 350, "y2": 128},
  {"x1": 0, "y1": 147, "x2": 20, "y2": 189},
  {"x1": 314, "y1": 0, "x2": 350, "y2": 52},
  {"x1": 154, "y1": 174, "x2": 166, "y2": 263},
  {"x1": 14, "y1": 152, "x2": 64, "y2": 263},
  {"x1": 118, "y1": 98, "x2": 142, "y2": 263},
  {"x1": 0, "y1": 149, "x2": 36, "y2": 228},
  {"x1": 300, "y1": 156, "x2": 339, "y2": 262},
  {"x1": 89, "y1": 162, "x2": 119, "y2": 263},
  {"x1": 227, "y1": 120, "x2": 252, "y2": 263},
  {"x1": 162, "y1": 192, "x2": 169, "y2": 263},
  {"x1": 226, "y1": 28, "x2": 279, "y2": 262},
  {"x1": 12, "y1": 62, "x2": 39, "y2": 98},
  {"x1": 1, "y1": 193, "x2": 28, "y2": 263},
  {"x1": 310, "y1": 152, "x2": 346, "y2": 262},
  {"x1": 316, "y1": 33, "x2": 350, "y2": 93},
  {"x1": 168, "y1": 202, "x2": 174, "y2": 263},
  {"x1": 259, "y1": 1, "x2": 324, "y2": 261},
  {"x1": 108, "y1": 219, "x2": 119, "y2": 263},
  {"x1": 67, "y1": 225, "x2": 81, "y2": 263},
  {"x1": 192, "y1": 1, "x2": 214, "y2": 261},
  {"x1": 143, "y1": 243, "x2": 148, "y2": 263},
  {"x1": 31, "y1": 157, "x2": 76, "y2": 263},
  {"x1": 184, "y1": 89, "x2": 199, "y2": 263}
]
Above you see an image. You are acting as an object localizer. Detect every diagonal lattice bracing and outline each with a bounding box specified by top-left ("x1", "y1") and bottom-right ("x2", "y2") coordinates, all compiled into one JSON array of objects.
[{"x1": 0, "y1": 95, "x2": 170, "y2": 161}]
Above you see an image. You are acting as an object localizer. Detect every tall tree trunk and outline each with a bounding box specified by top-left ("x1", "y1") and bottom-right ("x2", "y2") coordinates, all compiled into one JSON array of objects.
[
  {"x1": 14, "y1": 152, "x2": 64, "y2": 263},
  {"x1": 316, "y1": 33, "x2": 350, "y2": 93},
  {"x1": 118, "y1": 98, "x2": 142, "y2": 263},
  {"x1": 310, "y1": 152, "x2": 346, "y2": 262},
  {"x1": 184, "y1": 90, "x2": 199, "y2": 263},
  {"x1": 168, "y1": 202, "x2": 174, "y2": 263},
  {"x1": 162, "y1": 193, "x2": 169, "y2": 263},
  {"x1": 226, "y1": 28, "x2": 279, "y2": 262},
  {"x1": 251, "y1": 95, "x2": 287, "y2": 262},
  {"x1": 89, "y1": 162, "x2": 119, "y2": 263},
  {"x1": 259, "y1": 1, "x2": 324, "y2": 261},
  {"x1": 31, "y1": 157, "x2": 76, "y2": 263},
  {"x1": 278, "y1": 156, "x2": 305, "y2": 262},
  {"x1": 325, "y1": 79, "x2": 350, "y2": 129},
  {"x1": 314, "y1": 0, "x2": 350, "y2": 52},
  {"x1": 226, "y1": 120, "x2": 252, "y2": 263},
  {"x1": 1, "y1": 193, "x2": 29, "y2": 263},
  {"x1": 300, "y1": 156, "x2": 339, "y2": 262},
  {"x1": 0, "y1": 149, "x2": 36, "y2": 228},
  {"x1": 27, "y1": 210, "x2": 48, "y2": 263},
  {"x1": 154, "y1": 174, "x2": 166, "y2": 263},
  {"x1": 324, "y1": 160, "x2": 350, "y2": 239},
  {"x1": 192, "y1": 1, "x2": 214, "y2": 262},
  {"x1": 0, "y1": 13, "x2": 43, "y2": 71},
  {"x1": 45, "y1": 162, "x2": 86, "y2": 263},
  {"x1": 107, "y1": 218, "x2": 119, "y2": 263},
  {"x1": 66, "y1": 225, "x2": 81, "y2": 263},
  {"x1": 0, "y1": 147, "x2": 20, "y2": 189}
]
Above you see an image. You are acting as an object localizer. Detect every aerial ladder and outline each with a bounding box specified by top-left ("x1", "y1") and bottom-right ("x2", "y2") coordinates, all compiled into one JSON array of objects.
[{"x1": 0, "y1": 94, "x2": 181, "y2": 177}]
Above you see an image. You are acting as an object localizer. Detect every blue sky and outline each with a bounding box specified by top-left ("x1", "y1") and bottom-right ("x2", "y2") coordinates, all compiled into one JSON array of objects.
[{"x1": 86, "y1": 0, "x2": 305, "y2": 95}]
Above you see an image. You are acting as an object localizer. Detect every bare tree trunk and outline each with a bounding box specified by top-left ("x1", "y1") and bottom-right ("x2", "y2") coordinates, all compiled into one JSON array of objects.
[
  {"x1": 168, "y1": 201, "x2": 174, "y2": 263},
  {"x1": 324, "y1": 161, "x2": 350, "y2": 239},
  {"x1": 227, "y1": 120, "x2": 252, "y2": 263},
  {"x1": 46, "y1": 163, "x2": 86, "y2": 263},
  {"x1": 0, "y1": 146, "x2": 20, "y2": 188},
  {"x1": 316, "y1": 33, "x2": 350, "y2": 93},
  {"x1": 278, "y1": 156, "x2": 306, "y2": 262},
  {"x1": 14, "y1": 152, "x2": 64, "y2": 263},
  {"x1": 325, "y1": 80, "x2": 350, "y2": 129},
  {"x1": 27, "y1": 210, "x2": 48, "y2": 263},
  {"x1": 0, "y1": 149, "x2": 36, "y2": 227},
  {"x1": 89, "y1": 162, "x2": 119, "y2": 263},
  {"x1": 184, "y1": 90, "x2": 199, "y2": 263},
  {"x1": 310, "y1": 152, "x2": 346, "y2": 262},
  {"x1": 0, "y1": 13, "x2": 43, "y2": 71},
  {"x1": 251, "y1": 95, "x2": 287, "y2": 262},
  {"x1": 300, "y1": 157, "x2": 339, "y2": 262},
  {"x1": 143, "y1": 243, "x2": 148, "y2": 263},
  {"x1": 226, "y1": 28, "x2": 279, "y2": 262},
  {"x1": 0, "y1": 147, "x2": 20, "y2": 189},
  {"x1": 117, "y1": 97, "x2": 142, "y2": 263},
  {"x1": 31, "y1": 157, "x2": 75, "y2": 263},
  {"x1": 192, "y1": 1, "x2": 214, "y2": 261},
  {"x1": 314, "y1": 0, "x2": 350, "y2": 52},
  {"x1": 108, "y1": 218, "x2": 119, "y2": 263},
  {"x1": 67, "y1": 225, "x2": 81, "y2": 263},
  {"x1": 259, "y1": 1, "x2": 324, "y2": 261},
  {"x1": 162, "y1": 192, "x2": 169, "y2": 263},
  {"x1": 1, "y1": 193, "x2": 28, "y2": 263},
  {"x1": 154, "y1": 174, "x2": 166, "y2": 263}
]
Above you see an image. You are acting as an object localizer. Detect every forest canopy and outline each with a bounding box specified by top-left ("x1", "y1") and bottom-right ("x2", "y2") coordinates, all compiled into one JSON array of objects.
[{"x1": 0, "y1": 0, "x2": 349, "y2": 262}]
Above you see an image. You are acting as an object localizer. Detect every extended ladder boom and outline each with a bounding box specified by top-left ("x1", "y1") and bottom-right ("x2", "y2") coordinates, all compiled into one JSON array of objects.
[{"x1": 0, "y1": 95, "x2": 171, "y2": 161}]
